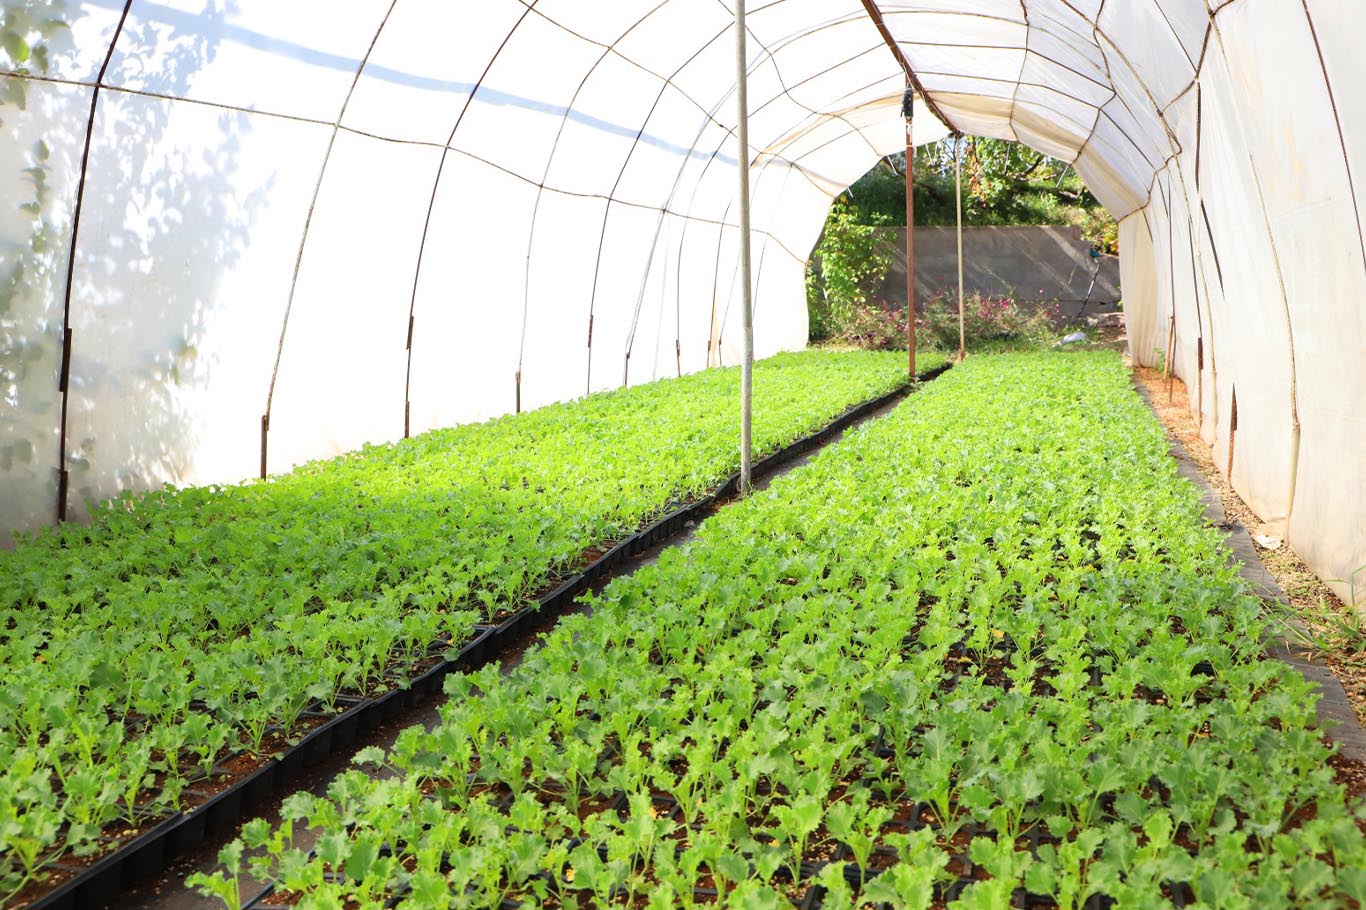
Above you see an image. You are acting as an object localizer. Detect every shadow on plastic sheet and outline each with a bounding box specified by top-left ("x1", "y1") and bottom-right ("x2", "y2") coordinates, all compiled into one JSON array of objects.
[{"x1": 2, "y1": 0, "x2": 268, "y2": 539}]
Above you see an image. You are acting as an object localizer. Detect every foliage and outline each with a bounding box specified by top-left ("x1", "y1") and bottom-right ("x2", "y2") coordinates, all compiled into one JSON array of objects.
[
  {"x1": 0, "y1": 349, "x2": 938, "y2": 902},
  {"x1": 823, "y1": 289, "x2": 1061, "y2": 355},
  {"x1": 804, "y1": 200, "x2": 895, "y2": 342},
  {"x1": 1285, "y1": 563, "x2": 1366, "y2": 676},
  {"x1": 918, "y1": 291, "x2": 1061, "y2": 352},
  {"x1": 839, "y1": 137, "x2": 1119, "y2": 253},
  {"x1": 808, "y1": 137, "x2": 1119, "y2": 346},
  {"x1": 1072, "y1": 204, "x2": 1120, "y2": 255},
  {"x1": 0, "y1": 2, "x2": 68, "y2": 90},
  {"x1": 823, "y1": 299, "x2": 908, "y2": 351},
  {"x1": 203, "y1": 353, "x2": 1365, "y2": 910}
]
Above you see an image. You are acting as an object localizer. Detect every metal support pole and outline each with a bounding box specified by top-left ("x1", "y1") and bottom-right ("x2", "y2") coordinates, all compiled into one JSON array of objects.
[
  {"x1": 1227, "y1": 388, "x2": 1239, "y2": 477},
  {"x1": 1164, "y1": 314, "x2": 1176, "y2": 402},
  {"x1": 1196, "y1": 337, "x2": 1204, "y2": 431},
  {"x1": 735, "y1": 0, "x2": 755, "y2": 493},
  {"x1": 954, "y1": 133, "x2": 965, "y2": 362},
  {"x1": 903, "y1": 83, "x2": 916, "y2": 379}
]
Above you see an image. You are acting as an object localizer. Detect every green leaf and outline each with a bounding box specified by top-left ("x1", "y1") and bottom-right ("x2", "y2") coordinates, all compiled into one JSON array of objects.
[
  {"x1": 314, "y1": 830, "x2": 348, "y2": 871},
  {"x1": 1025, "y1": 861, "x2": 1057, "y2": 895},
  {"x1": 409, "y1": 870, "x2": 449, "y2": 907},
  {"x1": 1340, "y1": 867, "x2": 1366, "y2": 904},
  {"x1": 2, "y1": 31, "x2": 31, "y2": 64},
  {"x1": 241, "y1": 817, "x2": 272, "y2": 848},
  {"x1": 343, "y1": 832, "x2": 379, "y2": 883},
  {"x1": 351, "y1": 746, "x2": 386, "y2": 768},
  {"x1": 862, "y1": 863, "x2": 934, "y2": 909}
]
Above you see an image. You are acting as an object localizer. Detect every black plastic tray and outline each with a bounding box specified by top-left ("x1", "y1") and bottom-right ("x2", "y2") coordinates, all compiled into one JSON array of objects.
[{"x1": 24, "y1": 366, "x2": 949, "y2": 910}]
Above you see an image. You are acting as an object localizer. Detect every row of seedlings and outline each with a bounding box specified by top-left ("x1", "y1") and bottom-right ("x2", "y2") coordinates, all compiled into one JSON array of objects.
[
  {"x1": 199, "y1": 352, "x2": 1366, "y2": 909},
  {"x1": 1, "y1": 349, "x2": 943, "y2": 903}
]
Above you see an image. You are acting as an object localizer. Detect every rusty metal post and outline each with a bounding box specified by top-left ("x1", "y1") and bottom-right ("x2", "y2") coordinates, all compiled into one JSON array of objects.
[
  {"x1": 1196, "y1": 337, "x2": 1204, "y2": 431},
  {"x1": 1227, "y1": 388, "x2": 1239, "y2": 477},
  {"x1": 57, "y1": 1, "x2": 135, "y2": 520},
  {"x1": 1163, "y1": 314, "x2": 1176, "y2": 402},
  {"x1": 954, "y1": 133, "x2": 965, "y2": 363},
  {"x1": 1163, "y1": 315, "x2": 1174, "y2": 401},
  {"x1": 57, "y1": 327, "x2": 72, "y2": 520},
  {"x1": 404, "y1": 314, "x2": 415, "y2": 437},
  {"x1": 259, "y1": 414, "x2": 269, "y2": 479},
  {"x1": 903, "y1": 83, "x2": 916, "y2": 379}
]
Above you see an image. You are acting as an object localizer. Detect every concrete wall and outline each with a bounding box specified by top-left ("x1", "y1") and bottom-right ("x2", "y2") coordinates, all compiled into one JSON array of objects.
[{"x1": 875, "y1": 225, "x2": 1122, "y2": 318}]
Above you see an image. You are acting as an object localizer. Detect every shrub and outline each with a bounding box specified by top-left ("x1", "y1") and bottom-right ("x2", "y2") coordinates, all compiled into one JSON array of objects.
[
  {"x1": 805, "y1": 201, "x2": 895, "y2": 341},
  {"x1": 816, "y1": 292, "x2": 1061, "y2": 353},
  {"x1": 919, "y1": 291, "x2": 1059, "y2": 351},
  {"x1": 831, "y1": 299, "x2": 906, "y2": 351}
]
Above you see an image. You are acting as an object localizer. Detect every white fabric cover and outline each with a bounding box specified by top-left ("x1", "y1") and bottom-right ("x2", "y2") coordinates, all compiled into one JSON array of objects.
[{"x1": 1, "y1": 0, "x2": 1363, "y2": 604}]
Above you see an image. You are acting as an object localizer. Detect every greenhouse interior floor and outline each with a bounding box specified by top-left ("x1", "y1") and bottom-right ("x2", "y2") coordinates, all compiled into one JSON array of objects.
[{"x1": 7, "y1": 351, "x2": 1365, "y2": 909}]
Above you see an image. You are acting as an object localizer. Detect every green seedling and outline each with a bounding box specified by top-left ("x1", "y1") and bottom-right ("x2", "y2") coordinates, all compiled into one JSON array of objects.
[{"x1": 182, "y1": 353, "x2": 1366, "y2": 910}]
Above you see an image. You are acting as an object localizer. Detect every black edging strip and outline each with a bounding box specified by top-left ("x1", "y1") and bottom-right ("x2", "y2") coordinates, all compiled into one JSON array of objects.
[{"x1": 22, "y1": 362, "x2": 952, "y2": 910}]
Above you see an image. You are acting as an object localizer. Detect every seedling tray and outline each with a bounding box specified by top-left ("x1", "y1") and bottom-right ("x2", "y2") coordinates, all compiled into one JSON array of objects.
[
  {"x1": 211, "y1": 355, "x2": 1366, "y2": 910},
  {"x1": 23, "y1": 366, "x2": 951, "y2": 910}
]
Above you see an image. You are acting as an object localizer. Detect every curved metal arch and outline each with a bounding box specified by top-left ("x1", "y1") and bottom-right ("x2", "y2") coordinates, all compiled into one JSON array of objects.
[
  {"x1": 259, "y1": 0, "x2": 400, "y2": 477},
  {"x1": 648, "y1": 12, "x2": 914, "y2": 376},
  {"x1": 403, "y1": 0, "x2": 542, "y2": 434},
  {"x1": 619, "y1": 23, "x2": 910, "y2": 381},
  {"x1": 505, "y1": 0, "x2": 676, "y2": 399},
  {"x1": 55, "y1": 0, "x2": 136, "y2": 522}
]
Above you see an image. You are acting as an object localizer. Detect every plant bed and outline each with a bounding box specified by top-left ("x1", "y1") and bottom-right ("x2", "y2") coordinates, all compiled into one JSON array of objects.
[
  {"x1": 8, "y1": 355, "x2": 951, "y2": 910},
  {"x1": 200, "y1": 353, "x2": 1365, "y2": 910}
]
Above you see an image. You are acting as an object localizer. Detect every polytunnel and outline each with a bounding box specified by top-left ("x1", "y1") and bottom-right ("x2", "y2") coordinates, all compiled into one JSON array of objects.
[{"x1": 0, "y1": 0, "x2": 1363, "y2": 603}]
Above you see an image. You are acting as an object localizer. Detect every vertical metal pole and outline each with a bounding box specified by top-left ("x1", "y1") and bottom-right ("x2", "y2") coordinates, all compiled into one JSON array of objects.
[
  {"x1": 954, "y1": 134, "x2": 965, "y2": 362},
  {"x1": 259, "y1": 415, "x2": 269, "y2": 480},
  {"x1": 735, "y1": 0, "x2": 755, "y2": 493},
  {"x1": 1227, "y1": 388, "x2": 1238, "y2": 477},
  {"x1": 904, "y1": 83, "x2": 916, "y2": 379}
]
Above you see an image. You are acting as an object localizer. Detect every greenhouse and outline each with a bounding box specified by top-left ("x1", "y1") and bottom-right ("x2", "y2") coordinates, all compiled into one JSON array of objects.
[{"x1": 2, "y1": 1, "x2": 1365, "y2": 909}]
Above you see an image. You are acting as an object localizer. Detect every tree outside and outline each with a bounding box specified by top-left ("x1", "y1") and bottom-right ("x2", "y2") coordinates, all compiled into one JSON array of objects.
[{"x1": 806, "y1": 136, "x2": 1118, "y2": 347}]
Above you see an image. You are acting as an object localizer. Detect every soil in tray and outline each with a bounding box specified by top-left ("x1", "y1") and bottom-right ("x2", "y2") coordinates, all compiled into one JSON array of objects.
[
  {"x1": 201, "y1": 714, "x2": 335, "y2": 779},
  {"x1": 9, "y1": 867, "x2": 82, "y2": 908},
  {"x1": 17, "y1": 711, "x2": 356, "y2": 906},
  {"x1": 7, "y1": 823, "x2": 149, "y2": 908},
  {"x1": 247, "y1": 889, "x2": 315, "y2": 909},
  {"x1": 184, "y1": 767, "x2": 247, "y2": 801}
]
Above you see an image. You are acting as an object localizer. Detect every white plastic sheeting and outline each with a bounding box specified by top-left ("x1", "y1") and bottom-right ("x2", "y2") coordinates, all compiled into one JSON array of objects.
[{"x1": 1, "y1": 1, "x2": 1362, "y2": 604}]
